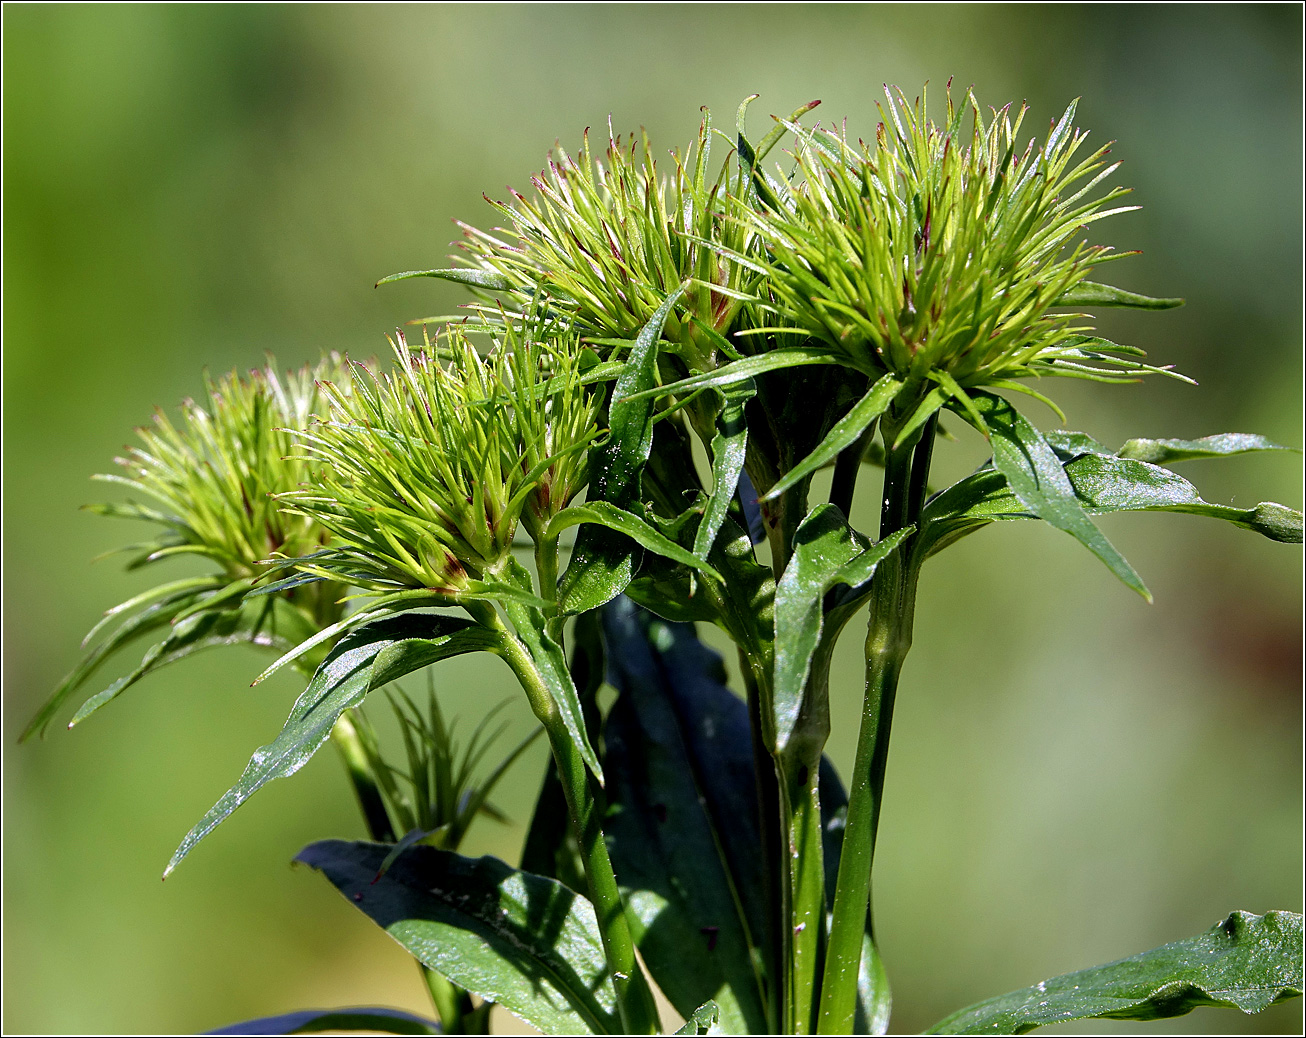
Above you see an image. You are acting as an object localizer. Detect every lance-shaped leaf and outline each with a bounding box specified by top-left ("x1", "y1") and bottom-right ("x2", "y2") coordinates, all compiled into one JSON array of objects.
[
  {"x1": 1117, "y1": 433, "x2": 1297, "y2": 466},
  {"x1": 505, "y1": 598, "x2": 603, "y2": 783},
  {"x1": 521, "y1": 612, "x2": 604, "y2": 892},
  {"x1": 927, "y1": 910, "x2": 1303, "y2": 1035},
  {"x1": 621, "y1": 345, "x2": 853, "y2": 404},
  {"x1": 601, "y1": 598, "x2": 773, "y2": 1035},
  {"x1": 772, "y1": 506, "x2": 911, "y2": 751},
  {"x1": 762, "y1": 375, "x2": 902, "y2": 502},
  {"x1": 547, "y1": 501, "x2": 723, "y2": 584},
  {"x1": 22, "y1": 581, "x2": 219, "y2": 739},
  {"x1": 964, "y1": 392, "x2": 1150, "y2": 600},
  {"x1": 374, "y1": 267, "x2": 514, "y2": 291},
  {"x1": 208, "y1": 1006, "x2": 440, "y2": 1036},
  {"x1": 559, "y1": 285, "x2": 687, "y2": 613},
  {"x1": 167, "y1": 613, "x2": 500, "y2": 875},
  {"x1": 694, "y1": 382, "x2": 754, "y2": 561},
  {"x1": 1053, "y1": 281, "x2": 1184, "y2": 310},
  {"x1": 918, "y1": 452, "x2": 1303, "y2": 560},
  {"x1": 297, "y1": 841, "x2": 621, "y2": 1036},
  {"x1": 68, "y1": 595, "x2": 318, "y2": 728}
]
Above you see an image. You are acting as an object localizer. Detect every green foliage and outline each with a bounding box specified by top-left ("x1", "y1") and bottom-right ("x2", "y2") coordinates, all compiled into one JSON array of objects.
[
  {"x1": 298, "y1": 840, "x2": 624, "y2": 1035},
  {"x1": 928, "y1": 911, "x2": 1304, "y2": 1035}
]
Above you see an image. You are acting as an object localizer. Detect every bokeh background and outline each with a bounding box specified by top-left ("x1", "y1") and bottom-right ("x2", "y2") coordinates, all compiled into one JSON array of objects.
[{"x1": 4, "y1": 5, "x2": 1302, "y2": 1034}]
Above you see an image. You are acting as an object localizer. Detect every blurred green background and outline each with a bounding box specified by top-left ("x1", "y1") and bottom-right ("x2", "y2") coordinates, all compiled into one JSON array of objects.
[{"x1": 4, "y1": 5, "x2": 1301, "y2": 1034}]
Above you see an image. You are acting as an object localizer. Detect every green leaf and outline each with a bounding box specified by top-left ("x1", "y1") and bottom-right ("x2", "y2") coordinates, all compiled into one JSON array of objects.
[
  {"x1": 968, "y1": 392, "x2": 1150, "y2": 600},
  {"x1": 520, "y1": 612, "x2": 604, "y2": 892},
  {"x1": 928, "y1": 911, "x2": 1303, "y2": 1035},
  {"x1": 621, "y1": 346, "x2": 850, "y2": 403},
  {"x1": 923, "y1": 453, "x2": 1303, "y2": 549},
  {"x1": 1054, "y1": 281, "x2": 1184, "y2": 309},
  {"x1": 548, "y1": 501, "x2": 723, "y2": 584},
  {"x1": 69, "y1": 594, "x2": 318, "y2": 728},
  {"x1": 601, "y1": 598, "x2": 773, "y2": 1035},
  {"x1": 297, "y1": 840, "x2": 622, "y2": 1036},
  {"x1": 674, "y1": 1000, "x2": 723, "y2": 1036},
  {"x1": 693, "y1": 382, "x2": 753, "y2": 561},
  {"x1": 375, "y1": 267, "x2": 514, "y2": 291},
  {"x1": 558, "y1": 285, "x2": 687, "y2": 613},
  {"x1": 504, "y1": 598, "x2": 603, "y2": 784},
  {"x1": 21, "y1": 584, "x2": 216, "y2": 740},
  {"x1": 773, "y1": 506, "x2": 911, "y2": 751},
  {"x1": 1117, "y1": 433, "x2": 1298, "y2": 465},
  {"x1": 166, "y1": 613, "x2": 499, "y2": 875},
  {"x1": 763, "y1": 375, "x2": 902, "y2": 501},
  {"x1": 207, "y1": 1007, "x2": 440, "y2": 1035}
]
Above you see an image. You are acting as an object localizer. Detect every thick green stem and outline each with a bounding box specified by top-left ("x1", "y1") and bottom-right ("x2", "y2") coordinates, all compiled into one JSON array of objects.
[
  {"x1": 816, "y1": 416, "x2": 933, "y2": 1034},
  {"x1": 499, "y1": 633, "x2": 660, "y2": 1035}
]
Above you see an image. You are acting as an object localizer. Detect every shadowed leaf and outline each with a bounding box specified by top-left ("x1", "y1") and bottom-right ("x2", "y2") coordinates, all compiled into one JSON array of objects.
[{"x1": 297, "y1": 840, "x2": 621, "y2": 1035}]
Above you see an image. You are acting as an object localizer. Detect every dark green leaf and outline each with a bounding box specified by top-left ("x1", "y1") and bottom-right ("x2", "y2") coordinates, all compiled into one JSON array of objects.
[
  {"x1": 773, "y1": 506, "x2": 910, "y2": 751},
  {"x1": 1117, "y1": 433, "x2": 1298, "y2": 465},
  {"x1": 69, "y1": 594, "x2": 318, "y2": 728},
  {"x1": 763, "y1": 375, "x2": 902, "y2": 501},
  {"x1": 602, "y1": 598, "x2": 773, "y2": 1035},
  {"x1": 559, "y1": 285, "x2": 687, "y2": 613},
  {"x1": 928, "y1": 911, "x2": 1303, "y2": 1035},
  {"x1": 167, "y1": 613, "x2": 498, "y2": 875},
  {"x1": 297, "y1": 841, "x2": 621, "y2": 1035},
  {"x1": 969, "y1": 392, "x2": 1150, "y2": 600},
  {"x1": 693, "y1": 382, "x2": 753, "y2": 561},
  {"x1": 375, "y1": 268, "x2": 514, "y2": 291},
  {"x1": 1054, "y1": 281, "x2": 1184, "y2": 309},
  {"x1": 675, "y1": 1000, "x2": 723, "y2": 1036},
  {"x1": 207, "y1": 1007, "x2": 440, "y2": 1035}
]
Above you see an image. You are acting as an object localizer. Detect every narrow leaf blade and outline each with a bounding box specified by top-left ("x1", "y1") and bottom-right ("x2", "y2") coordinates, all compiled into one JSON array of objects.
[
  {"x1": 1054, "y1": 281, "x2": 1184, "y2": 309},
  {"x1": 166, "y1": 614, "x2": 497, "y2": 874},
  {"x1": 975, "y1": 392, "x2": 1150, "y2": 600}
]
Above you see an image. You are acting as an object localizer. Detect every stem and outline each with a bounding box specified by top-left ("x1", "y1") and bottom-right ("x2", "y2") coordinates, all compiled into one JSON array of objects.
[
  {"x1": 329, "y1": 712, "x2": 396, "y2": 844},
  {"x1": 816, "y1": 415, "x2": 933, "y2": 1034},
  {"x1": 535, "y1": 532, "x2": 559, "y2": 603},
  {"x1": 499, "y1": 633, "x2": 660, "y2": 1035}
]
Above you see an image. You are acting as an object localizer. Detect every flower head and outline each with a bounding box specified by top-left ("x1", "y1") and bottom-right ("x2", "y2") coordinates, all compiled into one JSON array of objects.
[
  {"x1": 102, "y1": 355, "x2": 347, "y2": 579},
  {"x1": 282, "y1": 324, "x2": 601, "y2": 594},
  {"x1": 743, "y1": 85, "x2": 1166, "y2": 393}
]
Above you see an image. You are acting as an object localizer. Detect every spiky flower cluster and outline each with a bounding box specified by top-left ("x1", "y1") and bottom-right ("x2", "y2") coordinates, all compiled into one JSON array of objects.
[
  {"x1": 101, "y1": 355, "x2": 347, "y2": 578},
  {"x1": 743, "y1": 86, "x2": 1150, "y2": 388},
  {"x1": 282, "y1": 326, "x2": 600, "y2": 594},
  {"x1": 454, "y1": 110, "x2": 770, "y2": 360}
]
